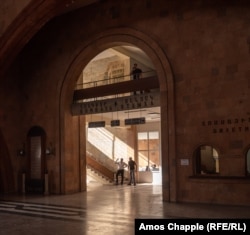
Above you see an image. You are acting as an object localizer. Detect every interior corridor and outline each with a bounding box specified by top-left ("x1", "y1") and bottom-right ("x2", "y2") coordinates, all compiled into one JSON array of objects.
[{"x1": 0, "y1": 184, "x2": 250, "y2": 235}]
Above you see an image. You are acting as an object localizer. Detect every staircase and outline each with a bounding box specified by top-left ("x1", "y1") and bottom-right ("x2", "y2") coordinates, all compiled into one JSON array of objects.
[
  {"x1": 86, "y1": 153, "x2": 115, "y2": 184},
  {"x1": 86, "y1": 140, "x2": 130, "y2": 185},
  {"x1": 86, "y1": 168, "x2": 112, "y2": 185},
  {"x1": 86, "y1": 154, "x2": 130, "y2": 185}
]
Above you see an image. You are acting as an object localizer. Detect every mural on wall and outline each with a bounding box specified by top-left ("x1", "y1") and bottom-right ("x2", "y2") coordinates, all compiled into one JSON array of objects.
[{"x1": 77, "y1": 48, "x2": 130, "y2": 89}]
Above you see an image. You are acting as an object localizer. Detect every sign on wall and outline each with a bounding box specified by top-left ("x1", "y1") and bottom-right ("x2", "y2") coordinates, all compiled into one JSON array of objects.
[
  {"x1": 88, "y1": 121, "x2": 106, "y2": 128},
  {"x1": 125, "y1": 117, "x2": 145, "y2": 125},
  {"x1": 180, "y1": 159, "x2": 189, "y2": 166}
]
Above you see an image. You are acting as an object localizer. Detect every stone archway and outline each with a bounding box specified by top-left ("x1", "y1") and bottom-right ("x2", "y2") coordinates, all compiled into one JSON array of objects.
[{"x1": 59, "y1": 27, "x2": 176, "y2": 202}]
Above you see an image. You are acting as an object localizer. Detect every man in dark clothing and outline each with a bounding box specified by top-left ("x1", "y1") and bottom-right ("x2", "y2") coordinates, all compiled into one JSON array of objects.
[
  {"x1": 130, "y1": 63, "x2": 142, "y2": 95},
  {"x1": 131, "y1": 63, "x2": 142, "y2": 80},
  {"x1": 127, "y1": 157, "x2": 137, "y2": 186}
]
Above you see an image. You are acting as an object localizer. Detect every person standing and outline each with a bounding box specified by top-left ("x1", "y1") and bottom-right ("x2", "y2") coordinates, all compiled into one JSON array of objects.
[
  {"x1": 130, "y1": 63, "x2": 142, "y2": 95},
  {"x1": 127, "y1": 157, "x2": 137, "y2": 186},
  {"x1": 130, "y1": 63, "x2": 142, "y2": 80},
  {"x1": 115, "y1": 158, "x2": 127, "y2": 185}
]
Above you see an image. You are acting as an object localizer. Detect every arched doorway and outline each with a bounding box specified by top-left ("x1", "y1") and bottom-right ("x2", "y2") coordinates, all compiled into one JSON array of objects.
[
  {"x1": 76, "y1": 46, "x2": 162, "y2": 186},
  {"x1": 25, "y1": 126, "x2": 47, "y2": 194},
  {"x1": 59, "y1": 28, "x2": 176, "y2": 202}
]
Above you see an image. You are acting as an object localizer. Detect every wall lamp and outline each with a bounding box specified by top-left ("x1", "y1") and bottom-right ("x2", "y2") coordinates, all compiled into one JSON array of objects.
[
  {"x1": 18, "y1": 149, "x2": 25, "y2": 156},
  {"x1": 17, "y1": 143, "x2": 25, "y2": 156},
  {"x1": 46, "y1": 143, "x2": 55, "y2": 156}
]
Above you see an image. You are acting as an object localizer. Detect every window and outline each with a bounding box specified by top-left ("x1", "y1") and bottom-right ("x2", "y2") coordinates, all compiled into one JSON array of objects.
[
  {"x1": 195, "y1": 145, "x2": 219, "y2": 175},
  {"x1": 138, "y1": 131, "x2": 160, "y2": 171},
  {"x1": 246, "y1": 148, "x2": 250, "y2": 175}
]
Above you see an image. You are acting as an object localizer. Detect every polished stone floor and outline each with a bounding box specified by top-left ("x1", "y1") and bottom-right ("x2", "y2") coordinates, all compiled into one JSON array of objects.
[{"x1": 0, "y1": 183, "x2": 250, "y2": 235}]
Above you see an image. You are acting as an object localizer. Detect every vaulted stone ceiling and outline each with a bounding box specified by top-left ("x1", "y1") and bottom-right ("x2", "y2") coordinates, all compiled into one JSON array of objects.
[
  {"x1": 0, "y1": 0, "x2": 99, "y2": 77},
  {"x1": 0, "y1": 0, "x2": 161, "y2": 123}
]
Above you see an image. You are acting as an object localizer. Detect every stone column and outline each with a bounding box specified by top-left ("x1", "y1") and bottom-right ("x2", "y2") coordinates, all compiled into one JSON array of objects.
[
  {"x1": 22, "y1": 173, "x2": 25, "y2": 194},
  {"x1": 44, "y1": 173, "x2": 49, "y2": 195}
]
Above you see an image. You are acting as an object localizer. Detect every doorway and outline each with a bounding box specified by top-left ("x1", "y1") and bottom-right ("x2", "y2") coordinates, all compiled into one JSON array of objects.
[
  {"x1": 75, "y1": 46, "x2": 162, "y2": 186},
  {"x1": 60, "y1": 27, "x2": 175, "y2": 201}
]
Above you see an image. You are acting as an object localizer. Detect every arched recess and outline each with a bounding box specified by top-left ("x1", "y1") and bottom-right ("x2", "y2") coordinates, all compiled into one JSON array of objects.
[
  {"x1": 25, "y1": 125, "x2": 47, "y2": 194},
  {"x1": 59, "y1": 27, "x2": 176, "y2": 202},
  {"x1": 244, "y1": 146, "x2": 250, "y2": 176},
  {"x1": 193, "y1": 144, "x2": 219, "y2": 175}
]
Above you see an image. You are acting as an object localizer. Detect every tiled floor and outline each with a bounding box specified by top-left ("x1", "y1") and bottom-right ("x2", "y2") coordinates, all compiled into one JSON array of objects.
[{"x1": 0, "y1": 183, "x2": 250, "y2": 235}]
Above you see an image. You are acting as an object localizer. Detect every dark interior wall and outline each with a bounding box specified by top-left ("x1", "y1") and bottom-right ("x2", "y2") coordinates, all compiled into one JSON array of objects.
[
  {"x1": 0, "y1": 55, "x2": 27, "y2": 192},
  {"x1": 1, "y1": 0, "x2": 250, "y2": 203}
]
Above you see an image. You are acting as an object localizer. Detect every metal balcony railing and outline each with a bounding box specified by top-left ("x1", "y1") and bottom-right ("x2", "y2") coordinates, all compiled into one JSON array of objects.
[{"x1": 75, "y1": 70, "x2": 157, "y2": 90}]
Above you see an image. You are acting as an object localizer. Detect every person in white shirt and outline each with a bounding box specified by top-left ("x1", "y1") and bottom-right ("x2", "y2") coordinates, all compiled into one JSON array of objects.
[{"x1": 115, "y1": 158, "x2": 127, "y2": 185}]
